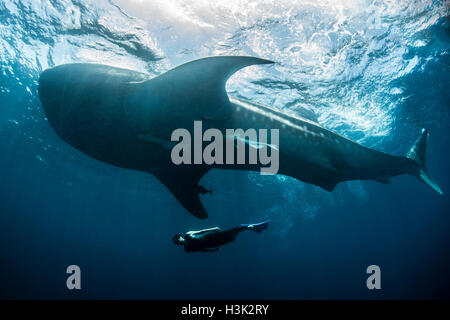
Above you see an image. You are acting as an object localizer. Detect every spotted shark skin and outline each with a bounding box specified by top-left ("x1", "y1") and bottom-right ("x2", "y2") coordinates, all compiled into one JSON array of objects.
[{"x1": 38, "y1": 56, "x2": 443, "y2": 218}]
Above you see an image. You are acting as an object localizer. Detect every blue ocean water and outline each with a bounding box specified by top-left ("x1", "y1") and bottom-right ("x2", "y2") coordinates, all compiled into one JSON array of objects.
[{"x1": 0, "y1": 0, "x2": 449, "y2": 299}]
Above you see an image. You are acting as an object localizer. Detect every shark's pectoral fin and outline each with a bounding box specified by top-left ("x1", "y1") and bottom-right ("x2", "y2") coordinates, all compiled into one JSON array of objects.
[
  {"x1": 150, "y1": 56, "x2": 274, "y2": 120},
  {"x1": 154, "y1": 166, "x2": 211, "y2": 219}
]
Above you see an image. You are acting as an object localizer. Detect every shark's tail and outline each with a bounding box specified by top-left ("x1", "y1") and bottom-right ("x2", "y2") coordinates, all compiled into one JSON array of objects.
[
  {"x1": 241, "y1": 220, "x2": 270, "y2": 233},
  {"x1": 406, "y1": 128, "x2": 443, "y2": 195}
]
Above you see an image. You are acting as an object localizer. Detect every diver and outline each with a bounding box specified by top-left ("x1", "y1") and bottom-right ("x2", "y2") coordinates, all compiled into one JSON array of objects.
[{"x1": 173, "y1": 220, "x2": 270, "y2": 252}]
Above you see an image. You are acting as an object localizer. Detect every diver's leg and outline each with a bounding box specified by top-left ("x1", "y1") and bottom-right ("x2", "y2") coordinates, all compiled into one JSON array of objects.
[{"x1": 220, "y1": 227, "x2": 247, "y2": 242}]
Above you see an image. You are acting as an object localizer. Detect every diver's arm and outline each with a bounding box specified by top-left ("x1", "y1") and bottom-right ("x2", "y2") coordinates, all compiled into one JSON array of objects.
[{"x1": 186, "y1": 227, "x2": 221, "y2": 236}]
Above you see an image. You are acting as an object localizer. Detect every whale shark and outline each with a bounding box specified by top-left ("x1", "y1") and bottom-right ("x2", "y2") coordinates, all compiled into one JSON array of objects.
[{"x1": 38, "y1": 56, "x2": 443, "y2": 219}]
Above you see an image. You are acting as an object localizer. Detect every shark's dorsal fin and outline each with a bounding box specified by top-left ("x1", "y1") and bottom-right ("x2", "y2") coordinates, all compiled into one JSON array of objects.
[
  {"x1": 154, "y1": 166, "x2": 211, "y2": 219},
  {"x1": 149, "y1": 56, "x2": 274, "y2": 120}
]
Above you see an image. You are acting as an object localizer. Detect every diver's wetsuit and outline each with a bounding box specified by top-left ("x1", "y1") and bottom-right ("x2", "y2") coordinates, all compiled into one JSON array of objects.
[
  {"x1": 183, "y1": 227, "x2": 246, "y2": 252},
  {"x1": 177, "y1": 221, "x2": 270, "y2": 252}
]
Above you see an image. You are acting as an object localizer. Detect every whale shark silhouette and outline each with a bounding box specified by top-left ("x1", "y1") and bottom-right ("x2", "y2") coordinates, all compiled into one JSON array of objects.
[{"x1": 38, "y1": 56, "x2": 443, "y2": 219}]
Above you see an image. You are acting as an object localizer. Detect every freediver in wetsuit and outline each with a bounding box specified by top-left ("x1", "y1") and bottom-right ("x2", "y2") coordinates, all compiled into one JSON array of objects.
[{"x1": 172, "y1": 221, "x2": 270, "y2": 252}]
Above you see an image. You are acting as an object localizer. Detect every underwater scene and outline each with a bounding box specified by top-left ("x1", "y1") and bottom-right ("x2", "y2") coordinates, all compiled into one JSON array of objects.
[{"x1": 0, "y1": 0, "x2": 449, "y2": 299}]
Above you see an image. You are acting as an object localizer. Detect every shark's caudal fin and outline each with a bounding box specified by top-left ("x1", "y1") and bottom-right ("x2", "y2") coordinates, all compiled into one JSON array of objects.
[
  {"x1": 406, "y1": 128, "x2": 443, "y2": 195},
  {"x1": 241, "y1": 220, "x2": 270, "y2": 233}
]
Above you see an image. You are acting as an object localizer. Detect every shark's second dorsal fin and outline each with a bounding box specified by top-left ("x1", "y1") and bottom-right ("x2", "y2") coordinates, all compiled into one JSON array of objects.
[{"x1": 149, "y1": 56, "x2": 274, "y2": 120}]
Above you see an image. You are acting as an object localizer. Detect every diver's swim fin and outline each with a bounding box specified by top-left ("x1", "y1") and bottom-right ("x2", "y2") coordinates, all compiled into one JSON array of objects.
[{"x1": 241, "y1": 220, "x2": 270, "y2": 233}]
